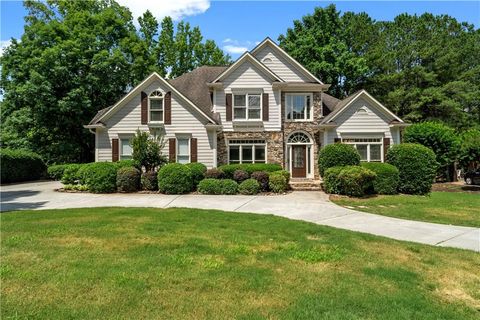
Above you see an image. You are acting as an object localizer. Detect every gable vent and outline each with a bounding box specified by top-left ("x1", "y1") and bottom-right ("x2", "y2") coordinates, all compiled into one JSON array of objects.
[{"x1": 262, "y1": 57, "x2": 272, "y2": 63}]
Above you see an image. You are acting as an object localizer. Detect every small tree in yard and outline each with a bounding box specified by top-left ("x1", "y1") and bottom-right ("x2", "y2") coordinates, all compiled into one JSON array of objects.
[
  {"x1": 459, "y1": 129, "x2": 480, "y2": 170},
  {"x1": 131, "y1": 129, "x2": 167, "y2": 172}
]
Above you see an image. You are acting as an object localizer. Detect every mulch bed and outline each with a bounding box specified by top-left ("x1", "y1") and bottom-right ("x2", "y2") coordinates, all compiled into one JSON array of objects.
[{"x1": 431, "y1": 182, "x2": 480, "y2": 193}]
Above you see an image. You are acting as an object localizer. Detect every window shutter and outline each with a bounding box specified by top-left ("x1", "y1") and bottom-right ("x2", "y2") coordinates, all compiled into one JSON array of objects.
[
  {"x1": 141, "y1": 91, "x2": 148, "y2": 124},
  {"x1": 334, "y1": 138, "x2": 341, "y2": 143},
  {"x1": 190, "y1": 138, "x2": 198, "y2": 163},
  {"x1": 112, "y1": 138, "x2": 119, "y2": 162},
  {"x1": 164, "y1": 91, "x2": 172, "y2": 124},
  {"x1": 169, "y1": 138, "x2": 176, "y2": 162},
  {"x1": 226, "y1": 93, "x2": 232, "y2": 121},
  {"x1": 262, "y1": 93, "x2": 269, "y2": 121},
  {"x1": 383, "y1": 138, "x2": 391, "y2": 161}
]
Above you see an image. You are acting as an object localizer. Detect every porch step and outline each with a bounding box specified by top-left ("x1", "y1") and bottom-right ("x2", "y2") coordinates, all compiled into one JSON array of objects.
[{"x1": 289, "y1": 178, "x2": 322, "y2": 191}]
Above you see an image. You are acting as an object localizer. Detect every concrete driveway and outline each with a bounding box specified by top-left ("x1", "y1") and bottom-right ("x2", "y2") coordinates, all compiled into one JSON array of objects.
[{"x1": 1, "y1": 181, "x2": 479, "y2": 252}]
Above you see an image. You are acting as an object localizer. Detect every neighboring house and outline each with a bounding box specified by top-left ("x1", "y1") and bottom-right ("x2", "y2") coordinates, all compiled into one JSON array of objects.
[{"x1": 85, "y1": 38, "x2": 407, "y2": 180}]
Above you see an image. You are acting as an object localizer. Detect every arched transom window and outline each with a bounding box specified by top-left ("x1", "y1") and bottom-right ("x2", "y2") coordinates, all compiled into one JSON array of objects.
[
  {"x1": 288, "y1": 132, "x2": 311, "y2": 144},
  {"x1": 149, "y1": 90, "x2": 163, "y2": 122}
]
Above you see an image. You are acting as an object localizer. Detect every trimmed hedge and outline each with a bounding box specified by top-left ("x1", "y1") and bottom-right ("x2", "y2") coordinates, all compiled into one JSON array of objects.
[
  {"x1": 186, "y1": 163, "x2": 207, "y2": 189},
  {"x1": 233, "y1": 169, "x2": 249, "y2": 183},
  {"x1": 198, "y1": 178, "x2": 238, "y2": 195},
  {"x1": 204, "y1": 168, "x2": 225, "y2": 179},
  {"x1": 48, "y1": 164, "x2": 69, "y2": 180},
  {"x1": 157, "y1": 163, "x2": 192, "y2": 194},
  {"x1": 323, "y1": 166, "x2": 344, "y2": 194},
  {"x1": 387, "y1": 143, "x2": 437, "y2": 195},
  {"x1": 361, "y1": 162, "x2": 399, "y2": 195},
  {"x1": 218, "y1": 163, "x2": 282, "y2": 179},
  {"x1": 270, "y1": 170, "x2": 290, "y2": 184},
  {"x1": 141, "y1": 171, "x2": 158, "y2": 191},
  {"x1": 324, "y1": 166, "x2": 376, "y2": 197},
  {"x1": 61, "y1": 164, "x2": 83, "y2": 184},
  {"x1": 318, "y1": 144, "x2": 360, "y2": 176},
  {"x1": 238, "y1": 178, "x2": 260, "y2": 195},
  {"x1": 251, "y1": 171, "x2": 269, "y2": 192},
  {"x1": 116, "y1": 166, "x2": 141, "y2": 192},
  {"x1": 81, "y1": 162, "x2": 117, "y2": 193},
  {"x1": 269, "y1": 174, "x2": 288, "y2": 193},
  {"x1": 1, "y1": 149, "x2": 46, "y2": 183},
  {"x1": 114, "y1": 159, "x2": 140, "y2": 170}
]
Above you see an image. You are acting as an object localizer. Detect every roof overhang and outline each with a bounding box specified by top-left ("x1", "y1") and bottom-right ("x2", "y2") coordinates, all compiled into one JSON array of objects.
[
  {"x1": 317, "y1": 122, "x2": 338, "y2": 130},
  {"x1": 207, "y1": 82, "x2": 223, "y2": 89},
  {"x1": 83, "y1": 124, "x2": 106, "y2": 129},
  {"x1": 205, "y1": 123, "x2": 223, "y2": 131},
  {"x1": 389, "y1": 122, "x2": 410, "y2": 128},
  {"x1": 273, "y1": 82, "x2": 330, "y2": 91}
]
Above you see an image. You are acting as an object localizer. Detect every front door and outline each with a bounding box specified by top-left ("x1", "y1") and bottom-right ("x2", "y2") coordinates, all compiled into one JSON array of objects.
[{"x1": 292, "y1": 145, "x2": 307, "y2": 178}]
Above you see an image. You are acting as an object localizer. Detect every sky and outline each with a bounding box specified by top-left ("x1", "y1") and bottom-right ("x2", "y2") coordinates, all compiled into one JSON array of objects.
[{"x1": 1, "y1": 0, "x2": 479, "y2": 58}]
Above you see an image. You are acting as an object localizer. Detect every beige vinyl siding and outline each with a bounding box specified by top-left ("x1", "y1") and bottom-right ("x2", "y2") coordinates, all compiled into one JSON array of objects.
[
  {"x1": 325, "y1": 97, "x2": 399, "y2": 145},
  {"x1": 253, "y1": 45, "x2": 312, "y2": 82},
  {"x1": 96, "y1": 80, "x2": 216, "y2": 167},
  {"x1": 215, "y1": 60, "x2": 282, "y2": 131}
]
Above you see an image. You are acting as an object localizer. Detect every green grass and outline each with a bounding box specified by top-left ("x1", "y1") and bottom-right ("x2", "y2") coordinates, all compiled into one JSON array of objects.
[
  {"x1": 331, "y1": 191, "x2": 480, "y2": 227},
  {"x1": 1, "y1": 208, "x2": 479, "y2": 319}
]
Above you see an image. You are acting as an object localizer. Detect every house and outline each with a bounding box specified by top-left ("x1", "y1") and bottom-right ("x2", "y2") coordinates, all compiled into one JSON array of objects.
[{"x1": 85, "y1": 38, "x2": 407, "y2": 181}]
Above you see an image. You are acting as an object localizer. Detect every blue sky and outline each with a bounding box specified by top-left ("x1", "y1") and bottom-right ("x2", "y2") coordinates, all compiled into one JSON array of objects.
[{"x1": 1, "y1": 1, "x2": 479, "y2": 58}]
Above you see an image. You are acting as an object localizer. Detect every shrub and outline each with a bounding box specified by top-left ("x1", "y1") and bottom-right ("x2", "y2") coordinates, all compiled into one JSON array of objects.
[
  {"x1": 114, "y1": 159, "x2": 140, "y2": 170},
  {"x1": 131, "y1": 129, "x2": 167, "y2": 172},
  {"x1": 218, "y1": 163, "x2": 282, "y2": 179},
  {"x1": 238, "y1": 178, "x2": 260, "y2": 195},
  {"x1": 63, "y1": 184, "x2": 88, "y2": 191},
  {"x1": 270, "y1": 169, "x2": 290, "y2": 184},
  {"x1": 186, "y1": 163, "x2": 207, "y2": 189},
  {"x1": 233, "y1": 169, "x2": 249, "y2": 183},
  {"x1": 61, "y1": 164, "x2": 83, "y2": 184},
  {"x1": 361, "y1": 162, "x2": 399, "y2": 195},
  {"x1": 48, "y1": 164, "x2": 69, "y2": 180},
  {"x1": 323, "y1": 166, "x2": 344, "y2": 194},
  {"x1": 269, "y1": 174, "x2": 288, "y2": 193},
  {"x1": 318, "y1": 144, "x2": 360, "y2": 176},
  {"x1": 387, "y1": 143, "x2": 437, "y2": 195},
  {"x1": 0, "y1": 148, "x2": 47, "y2": 183},
  {"x1": 404, "y1": 122, "x2": 459, "y2": 180},
  {"x1": 157, "y1": 163, "x2": 192, "y2": 194},
  {"x1": 81, "y1": 162, "x2": 117, "y2": 193},
  {"x1": 458, "y1": 129, "x2": 480, "y2": 170},
  {"x1": 251, "y1": 171, "x2": 269, "y2": 192},
  {"x1": 198, "y1": 178, "x2": 238, "y2": 195},
  {"x1": 141, "y1": 171, "x2": 158, "y2": 191},
  {"x1": 116, "y1": 166, "x2": 141, "y2": 192},
  {"x1": 204, "y1": 168, "x2": 225, "y2": 179},
  {"x1": 337, "y1": 166, "x2": 376, "y2": 197}
]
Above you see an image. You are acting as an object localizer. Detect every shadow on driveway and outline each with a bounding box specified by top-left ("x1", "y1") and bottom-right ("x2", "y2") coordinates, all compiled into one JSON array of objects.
[{"x1": 0, "y1": 190, "x2": 47, "y2": 212}]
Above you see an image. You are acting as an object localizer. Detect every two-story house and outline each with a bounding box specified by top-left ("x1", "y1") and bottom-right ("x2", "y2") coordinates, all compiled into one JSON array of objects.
[{"x1": 85, "y1": 38, "x2": 406, "y2": 181}]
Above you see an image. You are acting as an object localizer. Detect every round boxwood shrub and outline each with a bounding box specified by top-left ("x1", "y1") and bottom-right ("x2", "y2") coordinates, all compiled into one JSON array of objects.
[
  {"x1": 0, "y1": 148, "x2": 47, "y2": 183},
  {"x1": 48, "y1": 164, "x2": 69, "y2": 180},
  {"x1": 337, "y1": 166, "x2": 376, "y2": 197},
  {"x1": 318, "y1": 144, "x2": 360, "y2": 176},
  {"x1": 116, "y1": 166, "x2": 141, "y2": 192},
  {"x1": 238, "y1": 178, "x2": 260, "y2": 195},
  {"x1": 198, "y1": 178, "x2": 238, "y2": 195},
  {"x1": 251, "y1": 171, "x2": 269, "y2": 192},
  {"x1": 141, "y1": 171, "x2": 158, "y2": 191},
  {"x1": 269, "y1": 173, "x2": 288, "y2": 193},
  {"x1": 218, "y1": 163, "x2": 283, "y2": 179},
  {"x1": 61, "y1": 164, "x2": 83, "y2": 184},
  {"x1": 186, "y1": 163, "x2": 207, "y2": 189},
  {"x1": 387, "y1": 143, "x2": 437, "y2": 195},
  {"x1": 233, "y1": 169, "x2": 249, "y2": 183},
  {"x1": 82, "y1": 162, "x2": 117, "y2": 193},
  {"x1": 204, "y1": 168, "x2": 225, "y2": 179},
  {"x1": 157, "y1": 163, "x2": 192, "y2": 194},
  {"x1": 323, "y1": 166, "x2": 344, "y2": 194},
  {"x1": 361, "y1": 162, "x2": 399, "y2": 195}
]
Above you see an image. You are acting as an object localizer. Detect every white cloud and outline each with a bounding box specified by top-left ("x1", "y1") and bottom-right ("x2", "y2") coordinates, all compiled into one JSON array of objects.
[
  {"x1": 223, "y1": 45, "x2": 248, "y2": 54},
  {"x1": 0, "y1": 40, "x2": 12, "y2": 57},
  {"x1": 117, "y1": 0, "x2": 210, "y2": 21}
]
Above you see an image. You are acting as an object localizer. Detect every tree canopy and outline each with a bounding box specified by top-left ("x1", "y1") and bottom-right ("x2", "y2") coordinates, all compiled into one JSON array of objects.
[{"x1": 0, "y1": 0, "x2": 230, "y2": 163}]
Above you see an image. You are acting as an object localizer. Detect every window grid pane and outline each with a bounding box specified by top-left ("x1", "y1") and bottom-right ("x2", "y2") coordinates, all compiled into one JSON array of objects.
[
  {"x1": 356, "y1": 144, "x2": 368, "y2": 161},
  {"x1": 370, "y1": 144, "x2": 382, "y2": 161}
]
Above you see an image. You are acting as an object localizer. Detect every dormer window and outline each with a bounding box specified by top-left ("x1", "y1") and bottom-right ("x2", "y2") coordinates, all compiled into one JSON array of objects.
[{"x1": 149, "y1": 90, "x2": 164, "y2": 122}]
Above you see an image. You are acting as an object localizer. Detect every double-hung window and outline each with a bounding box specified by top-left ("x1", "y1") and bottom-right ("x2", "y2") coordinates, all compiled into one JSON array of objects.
[
  {"x1": 149, "y1": 90, "x2": 164, "y2": 122},
  {"x1": 120, "y1": 138, "x2": 133, "y2": 160},
  {"x1": 177, "y1": 138, "x2": 190, "y2": 164},
  {"x1": 342, "y1": 138, "x2": 383, "y2": 162},
  {"x1": 233, "y1": 93, "x2": 261, "y2": 120},
  {"x1": 286, "y1": 94, "x2": 312, "y2": 121},
  {"x1": 228, "y1": 140, "x2": 266, "y2": 164}
]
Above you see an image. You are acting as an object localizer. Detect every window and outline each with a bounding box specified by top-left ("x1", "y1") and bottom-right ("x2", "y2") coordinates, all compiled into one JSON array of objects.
[
  {"x1": 120, "y1": 138, "x2": 133, "y2": 160},
  {"x1": 286, "y1": 94, "x2": 312, "y2": 121},
  {"x1": 149, "y1": 90, "x2": 163, "y2": 122},
  {"x1": 228, "y1": 139, "x2": 266, "y2": 164},
  {"x1": 233, "y1": 93, "x2": 261, "y2": 120},
  {"x1": 177, "y1": 138, "x2": 190, "y2": 164},
  {"x1": 342, "y1": 138, "x2": 383, "y2": 162}
]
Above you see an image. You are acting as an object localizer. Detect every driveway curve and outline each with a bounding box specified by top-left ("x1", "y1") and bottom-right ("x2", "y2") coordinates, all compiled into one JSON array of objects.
[{"x1": 1, "y1": 181, "x2": 478, "y2": 252}]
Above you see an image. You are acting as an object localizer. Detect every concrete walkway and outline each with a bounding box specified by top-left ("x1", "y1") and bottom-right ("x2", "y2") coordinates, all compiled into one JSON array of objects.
[{"x1": 1, "y1": 181, "x2": 479, "y2": 252}]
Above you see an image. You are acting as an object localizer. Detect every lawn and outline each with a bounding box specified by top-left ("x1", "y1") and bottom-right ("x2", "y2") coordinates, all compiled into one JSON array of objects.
[
  {"x1": 1, "y1": 208, "x2": 479, "y2": 319},
  {"x1": 331, "y1": 191, "x2": 480, "y2": 227}
]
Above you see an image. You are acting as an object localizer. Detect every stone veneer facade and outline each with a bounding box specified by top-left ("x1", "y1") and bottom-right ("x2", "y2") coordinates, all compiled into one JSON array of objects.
[{"x1": 217, "y1": 91, "x2": 323, "y2": 179}]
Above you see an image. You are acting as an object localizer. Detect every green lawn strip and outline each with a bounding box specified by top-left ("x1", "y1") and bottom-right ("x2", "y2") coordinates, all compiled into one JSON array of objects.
[
  {"x1": 331, "y1": 191, "x2": 480, "y2": 227},
  {"x1": 1, "y1": 207, "x2": 479, "y2": 319}
]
